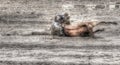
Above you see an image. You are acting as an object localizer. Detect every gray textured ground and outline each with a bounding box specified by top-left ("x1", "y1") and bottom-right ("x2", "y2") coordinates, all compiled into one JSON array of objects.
[
  {"x1": 0, "y1": 0, "x2": 120, "y2": 65},
  {"x1": 0, "y1": 16, "x2": 120, "y2": 65}
]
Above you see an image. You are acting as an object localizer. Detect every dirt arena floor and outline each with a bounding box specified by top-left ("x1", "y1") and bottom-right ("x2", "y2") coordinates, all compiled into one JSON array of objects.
[{"x1": 0, "y1": 14, "x2": 120, "y2": 65}]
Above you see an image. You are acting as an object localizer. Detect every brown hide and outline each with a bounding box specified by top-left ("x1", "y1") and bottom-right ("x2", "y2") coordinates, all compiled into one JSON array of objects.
[{"x1": 63, "y1": 21, "x2": 96, "y2": 37}]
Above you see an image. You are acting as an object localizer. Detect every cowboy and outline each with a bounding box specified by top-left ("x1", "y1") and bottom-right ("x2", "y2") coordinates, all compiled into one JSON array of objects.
[{"x1": 51, "y1": 13, "x2": 70, "y2": 36}]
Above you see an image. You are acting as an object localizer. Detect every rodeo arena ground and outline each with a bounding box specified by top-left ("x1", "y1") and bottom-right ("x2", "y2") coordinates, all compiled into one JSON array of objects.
[{"x1": 1, "y1": 0, "x2": 120, "y2": 65}]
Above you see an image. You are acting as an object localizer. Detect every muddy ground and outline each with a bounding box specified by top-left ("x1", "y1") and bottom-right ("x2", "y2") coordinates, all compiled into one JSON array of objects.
[{"x1": 0, "y1": 14, "x2": 120, "y2": 65}]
